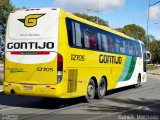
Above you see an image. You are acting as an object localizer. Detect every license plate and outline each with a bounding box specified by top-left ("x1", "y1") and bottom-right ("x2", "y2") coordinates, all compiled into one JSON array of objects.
[{"x1": 24, "y1": 86, "x2": 33, "y2": 90}]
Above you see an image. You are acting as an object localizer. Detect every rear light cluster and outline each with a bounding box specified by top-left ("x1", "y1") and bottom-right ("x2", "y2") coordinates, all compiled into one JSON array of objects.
[{"x1": 57, "y1": 54, "x2": 63, "y2": 83}]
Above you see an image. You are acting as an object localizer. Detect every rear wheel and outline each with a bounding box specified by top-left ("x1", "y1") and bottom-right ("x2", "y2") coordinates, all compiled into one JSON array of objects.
[
  {"x1": 135, "y1": 75, "x2": 141, "y2": 88},
  {"x1": 85, "y1": 79, "x2": 95, "y2": 102},
  {"x1": 96, "y1": 78, "x2": 107, "y2": 99}
]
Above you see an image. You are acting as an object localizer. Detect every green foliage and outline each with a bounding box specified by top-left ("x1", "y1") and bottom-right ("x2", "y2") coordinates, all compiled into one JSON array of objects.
[
  {"x1": 0, "y1": 0, "x2": 14, "y2": 24},
  {"x1": 116, "y1": 24, "x2": 146, "y2": 42},
  {"x1": 148, "y1": 41, "x2": 160, "y2": 64},
  {"x1": 73, "y1": 12, "x2": 108, "y2": 27},
  {"x1": 0, "y1": 0, "x2": 14, "y2": 55}
]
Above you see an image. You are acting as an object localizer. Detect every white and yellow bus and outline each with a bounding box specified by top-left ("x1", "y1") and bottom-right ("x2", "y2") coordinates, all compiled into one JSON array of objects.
[{"x1": 4, "y1": 8, "x2": 150, "y2": 100}]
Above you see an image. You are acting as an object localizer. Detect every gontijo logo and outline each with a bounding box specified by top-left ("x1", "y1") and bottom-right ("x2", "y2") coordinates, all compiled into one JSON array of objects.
[{"x1": 18, "y1": 14, "x2": 45, "y2": 27}]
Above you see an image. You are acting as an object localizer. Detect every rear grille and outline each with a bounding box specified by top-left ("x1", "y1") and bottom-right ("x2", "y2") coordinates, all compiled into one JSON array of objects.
[{"x1": 67, "y1": 69, "x2": 78, "y2": 93}]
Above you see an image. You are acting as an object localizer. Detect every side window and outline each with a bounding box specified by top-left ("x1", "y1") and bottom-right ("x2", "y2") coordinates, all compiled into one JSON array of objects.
[
  {"x1": 75, "y1": 22, "x2": 82, "y2": 47},
  {"x1": 83, "y1": 26, "x2": 97, "y2": 50},
  {"x1": 128, "y1": 41, "x2": 133, "y2": 55},
  {"x1": 132, "y1": 41, "x2": 136, "y2": 56},
  {"x1": 135, "y1": 42, "x2": 142, "y2": 57},
  {"x1": 137, "y1": 42, "x2": 142, "y2": 57},
  {"x1": 101, "y1": 34, "x2": 108, "y2": 52},
  {"x1": 66, "y1": 18, "x2": 74, "y2": 46},
  {"x1": 66, "y1": 18, "x2": 83, "y2": 48},
  {"x1": 89, "y1": 33, "x2": 95, "y2": 49},
  {"x1": 66, "y1": 18, "x2": 143, "y2": 57},
  {"x1": 83, "y1": 28, "x2": 90, "y2": 48},
  {"x1": 97, "y1": 33, "x2": 102, "y2": 51},
  {"x1": 108, "y1": 35, "x2": 114, "y2": 53},
  {"x1": 120, "y1": 39, "x2": 126, "y2": 54},
  {"x1": 115, "y1": 37, "x2": 120, "y2": 53},
  {"x1": 71, "y1": 22, "x2": 76, "y2": 46},
  {"x1": 135, "y1": 42, "x2": 139, "y2": 57},
  {"x1": 125, "y1": 39, "x2": 129, "y2": 55}
]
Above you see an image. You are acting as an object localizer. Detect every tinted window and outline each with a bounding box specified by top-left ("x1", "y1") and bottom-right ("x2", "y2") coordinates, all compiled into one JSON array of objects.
[
  {"x1": 108, "y1": 35, "x2": 114, "y2": 53},
  {"x1": 75, "y1": 22, "x2": 82, "y2": 47},
  {"x1": 66, "y1": 19, "x2": 74, "y2": 46},
  {"x1": 101, "y1": 34, "x2": 108, "y2": 52},
  {"x1": 120, "y1": 39, "x2": 126, "y2": 54},
  {"x1": 97, "y1": 33, "x2": 102, "y2": 50},
  {"x1": 66, "y1": 18, "x2": 142, "y2": 57},
  {"x1": 83, "y1": 26, "x2": 97, "y2": 50}
]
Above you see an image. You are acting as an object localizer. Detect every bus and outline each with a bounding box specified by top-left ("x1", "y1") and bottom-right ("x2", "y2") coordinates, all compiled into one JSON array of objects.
[{"x1": 4, "y1": 8, "x2": 150, "y2": 100}]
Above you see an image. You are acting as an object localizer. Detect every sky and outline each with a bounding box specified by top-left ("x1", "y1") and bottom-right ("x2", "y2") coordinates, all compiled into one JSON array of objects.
[{"x1": 10, "y1": 0, "x2": 160, "y2": 40}]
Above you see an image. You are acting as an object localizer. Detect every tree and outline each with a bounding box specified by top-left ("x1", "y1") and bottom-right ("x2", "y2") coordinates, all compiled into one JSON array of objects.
[
  {"x1": 0, "y1": 0, "x2": 14, "y2": 24},
  {"x1": 73, "y1": 12, "x2": 109, "y2": 27},
  {"x1": 0, "y1": 0, "x2": 14, "y2": 49},
  {"x1": 148, "y1": 41, "x2": 160, "y2": 64},
  {"x1": 116, "y1": 24, "x2": 146, "y2": 42}
]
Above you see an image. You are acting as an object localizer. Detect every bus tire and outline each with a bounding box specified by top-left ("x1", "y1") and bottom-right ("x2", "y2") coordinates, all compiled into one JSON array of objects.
[
  {"x1": 95, "y1": 78, "x2": 106, "y2": 99},
  {"x1": 85, "y1": 79, "x2": 96, "y2": 102},
  {"x1": 135, "y1": 75, "x2": 141, "y2": 88},
  {"x1": 96, "y1": 77, "x2": 107, "y2": 99}
]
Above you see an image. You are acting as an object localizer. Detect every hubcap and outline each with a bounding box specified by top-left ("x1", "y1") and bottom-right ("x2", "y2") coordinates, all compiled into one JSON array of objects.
[
  {"x1": 99, "y1": 83, "x2": 105, "y2": 95},
  {"x1": 88, "y1": 84, "x2": 94, "y2": 98}
]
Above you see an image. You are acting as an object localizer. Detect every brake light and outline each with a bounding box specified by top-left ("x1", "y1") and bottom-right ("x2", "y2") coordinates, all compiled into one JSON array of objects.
[
  {"x1": 57, "y1": 54, "x2": 63, "y2": 71},
  {"x1": 57, "y1": 54, "x2": 63, "y2": 83}
]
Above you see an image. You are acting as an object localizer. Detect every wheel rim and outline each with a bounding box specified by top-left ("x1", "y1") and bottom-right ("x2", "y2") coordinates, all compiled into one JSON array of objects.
[
  {"x1": 99, "y1": 82, "x2": 106, "y2": 96},
  {"x1": 88, "y1": 84, "x2": 94, "y2": 98}
]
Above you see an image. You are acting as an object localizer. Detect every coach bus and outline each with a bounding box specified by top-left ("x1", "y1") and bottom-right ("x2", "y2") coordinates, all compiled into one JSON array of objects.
[{"x1": 4, "y1": 8, "x2": 150, "y2": 100}]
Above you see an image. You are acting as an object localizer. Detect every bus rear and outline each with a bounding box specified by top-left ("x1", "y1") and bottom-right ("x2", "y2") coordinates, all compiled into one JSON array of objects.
[{"x1": 4, "y1": 8, "x2": 63, "y2": 97}]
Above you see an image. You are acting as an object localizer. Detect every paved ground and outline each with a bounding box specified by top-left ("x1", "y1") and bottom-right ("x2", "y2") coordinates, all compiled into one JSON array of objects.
[{"x1": 0, "y1": 74, "x2": 160, "y2": 120}]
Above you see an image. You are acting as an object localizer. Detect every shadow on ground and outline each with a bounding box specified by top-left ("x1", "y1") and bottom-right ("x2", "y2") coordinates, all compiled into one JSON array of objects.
[
  {"x1": 0, "y1": 91, "x2": 86, "y2": 109},
  {"x1": 0, "y1": 85, "x2": 158, "y2": 113},
  {"x1": 86, "y1": 98, "x2": 160, "y2": 115}
]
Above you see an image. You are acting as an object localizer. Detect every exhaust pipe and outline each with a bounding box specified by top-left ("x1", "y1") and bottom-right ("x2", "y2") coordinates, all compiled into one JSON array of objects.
[{"x1": 10, "y1": 89, "x2": 15, "y2": 95}]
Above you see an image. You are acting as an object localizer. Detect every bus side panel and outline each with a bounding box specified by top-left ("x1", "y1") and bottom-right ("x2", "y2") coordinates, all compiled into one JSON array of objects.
[{"x1": 64, "y1": 47, "x2": 127, "y2": 97}]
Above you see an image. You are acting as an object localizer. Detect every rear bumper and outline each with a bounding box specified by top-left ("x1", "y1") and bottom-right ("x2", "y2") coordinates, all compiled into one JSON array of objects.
[{"x1": 3, "y1": 82, "x2": 64, "y2": 98}]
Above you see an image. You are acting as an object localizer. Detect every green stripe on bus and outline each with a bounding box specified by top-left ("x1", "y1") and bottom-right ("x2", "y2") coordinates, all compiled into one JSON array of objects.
[
  {"x1": 124, "y1": 57, "x2": 137, "y2": 81},
  {"x1": 118, "y1": 56, "x2": 132, "y2": 82}
]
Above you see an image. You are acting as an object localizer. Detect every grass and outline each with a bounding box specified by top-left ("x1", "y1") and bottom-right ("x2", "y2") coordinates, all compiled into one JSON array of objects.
[{"x1": 147, "y1": 64, "x2": 160, "y2": 70}]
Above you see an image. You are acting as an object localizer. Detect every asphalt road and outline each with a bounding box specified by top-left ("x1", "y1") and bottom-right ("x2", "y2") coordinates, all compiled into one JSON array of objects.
[{"x1": 0, "y1": 74, "x2": 160, "y2": 120}]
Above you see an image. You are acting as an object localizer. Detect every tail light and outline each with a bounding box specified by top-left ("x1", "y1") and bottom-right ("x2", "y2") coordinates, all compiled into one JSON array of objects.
[{"x1": 57, "y1": 53, "x2": 63, "y2": 83}]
